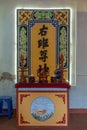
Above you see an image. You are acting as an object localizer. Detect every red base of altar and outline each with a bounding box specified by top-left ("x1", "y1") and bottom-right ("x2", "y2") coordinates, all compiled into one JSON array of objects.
[{"x1": 15, "y1": 82, "x2": 70, "y2": 89}]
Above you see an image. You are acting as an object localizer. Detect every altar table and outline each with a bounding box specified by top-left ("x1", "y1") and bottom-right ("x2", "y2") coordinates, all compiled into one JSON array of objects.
[{"x1": 15, "y1": 83, "x2": 70, "y2": 127}]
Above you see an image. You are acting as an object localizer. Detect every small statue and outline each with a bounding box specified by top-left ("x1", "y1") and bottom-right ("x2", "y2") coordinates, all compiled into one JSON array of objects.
[
  {"x1": 37, "y1": 64, "x2": 49, "y2": 83},
  {"x1": 29, "y1": 74, "x2": 35, "y2": 83},
  {"x1": 55, "y1": 54, "x2": 66, "y2": 83}
]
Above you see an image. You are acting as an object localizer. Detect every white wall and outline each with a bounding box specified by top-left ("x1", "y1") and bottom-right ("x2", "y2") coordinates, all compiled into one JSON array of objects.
[
  {"x1": 0, "y1": 0, "x2": 87, "y2": 108},
  {"x1": 70, "y1": 10, "x2": 87, "y2": 108}
]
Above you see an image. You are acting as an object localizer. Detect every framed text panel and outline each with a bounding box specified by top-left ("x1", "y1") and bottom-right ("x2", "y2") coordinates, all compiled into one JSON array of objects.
[{"x1": 17, "y1": 9, "x2": 70, "y2": 82}]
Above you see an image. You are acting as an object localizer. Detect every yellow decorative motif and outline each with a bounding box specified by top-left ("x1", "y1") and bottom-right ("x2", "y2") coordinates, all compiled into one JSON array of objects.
[
  {"x1": 55, "y1": 11, "x2": 68, "y2": 25},
  {"x1": 18, "y1": 11, "x2": 32, "y2": 25}
]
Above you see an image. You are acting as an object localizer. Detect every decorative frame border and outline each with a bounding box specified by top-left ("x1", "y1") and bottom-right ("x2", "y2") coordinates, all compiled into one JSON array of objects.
[{"x1": 17, "y1": 9, "x2": 70, "y2": 82}]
